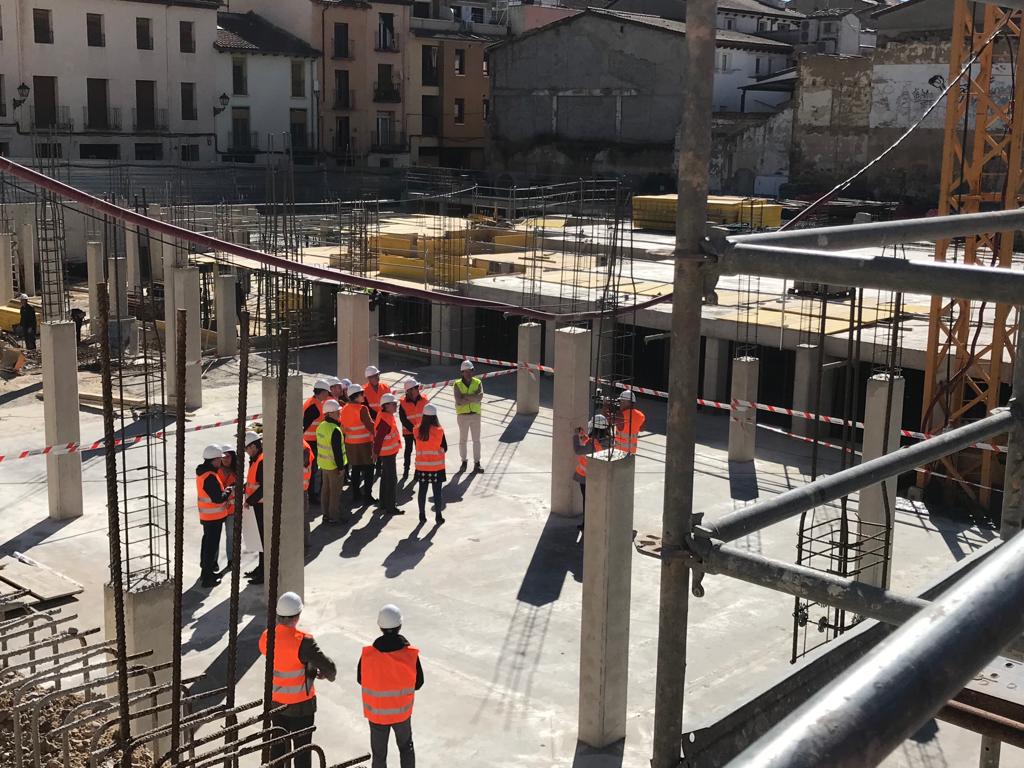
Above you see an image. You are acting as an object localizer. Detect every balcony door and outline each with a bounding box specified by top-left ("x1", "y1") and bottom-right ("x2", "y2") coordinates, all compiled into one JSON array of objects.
[
  {"x1": 33, "y1": 76, "x2": 57, "y2": 128},
  {"x1": 136, "y1": 80, "x2": 156, "y2": 130},
  {"x1": 87, "y1": 78, "x2": 109, "y2": 129}
]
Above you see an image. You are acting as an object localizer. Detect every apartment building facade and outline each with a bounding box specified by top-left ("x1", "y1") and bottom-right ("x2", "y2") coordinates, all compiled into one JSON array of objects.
[{"x1": 0, "y1": 0, "x2": 221, "y2": 162}]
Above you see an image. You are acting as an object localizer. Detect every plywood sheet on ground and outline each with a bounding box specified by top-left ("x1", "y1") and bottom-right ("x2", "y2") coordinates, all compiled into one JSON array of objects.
[{"x1": 0, "y1": 558, "x2": 83, "y2": 602}]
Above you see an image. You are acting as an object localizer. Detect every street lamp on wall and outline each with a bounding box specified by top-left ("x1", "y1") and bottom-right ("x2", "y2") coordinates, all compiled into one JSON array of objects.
[
  {"x1": 212, "y1": 93, "x2": 230, "y2": 116},
  {"x1": 12, "y1": 83, "x2": 30, "y2": 111}
]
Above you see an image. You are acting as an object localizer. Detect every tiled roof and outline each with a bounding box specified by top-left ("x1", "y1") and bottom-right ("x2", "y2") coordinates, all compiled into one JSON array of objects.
[
  {"x1": 590, "y1": 8, "x2": 793, "y2": 50},
  {"x1": 215, "y1": 11, "x2": 321, "y2": 57},
  {"x1": 717, "y1": 0, "x2": 805, "y2": 18}
]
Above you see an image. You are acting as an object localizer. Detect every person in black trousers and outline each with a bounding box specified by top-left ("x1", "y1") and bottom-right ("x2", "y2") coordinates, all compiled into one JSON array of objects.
[
  {"x1": 196, "y1": 445, "x2": 232, "y2": 588},
  {"x1": 19, "y1": 295, "x2": 37, "y2": 351}
]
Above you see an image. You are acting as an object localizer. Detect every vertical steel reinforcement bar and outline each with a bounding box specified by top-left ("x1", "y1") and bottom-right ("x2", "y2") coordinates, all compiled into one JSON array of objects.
[
  {"x1": 171, "y1": 308, "x2": 187, "y2": 764},
  {"x1": 226, "y1": 311, "x2": 250, "y2": 707}
]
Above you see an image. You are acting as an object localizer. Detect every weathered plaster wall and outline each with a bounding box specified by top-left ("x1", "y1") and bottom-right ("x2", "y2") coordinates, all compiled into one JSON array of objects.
[{"x1": 712, "y1": 107, "x2": 793, "y2": 195}]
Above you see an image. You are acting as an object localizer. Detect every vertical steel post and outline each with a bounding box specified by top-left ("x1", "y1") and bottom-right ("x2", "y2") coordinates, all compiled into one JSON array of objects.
[
  {"x1": 651, "y1": 0, "x2": 717, "y2": 763},
  {"x1": 170, "y1": 308, "x2": 186, "y2": 764},
  {"x1": 1000, "y1": 319, "x2": 1024, "y2": 540},
  {"x1": 227, "y1": 311, "x2": 249, "y2": 700}
]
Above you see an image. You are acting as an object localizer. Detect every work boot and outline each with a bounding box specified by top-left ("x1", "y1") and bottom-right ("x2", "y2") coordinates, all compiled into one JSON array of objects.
[
  {"x1": 419, "y1": 512, "x2": 427, "y2": 523},
  {"x1": 474, "y1": 462, "x2": 484, "y2": 474},
  {"x1": 435, "y1": 513, "x2": 445, "y2": 525},
  {"x1": 246, "y1": 567, "x2": 264, "y2": 585},
  {"x1": 201, "y1": 573, "x2": 221, "y2": 588},
  {"x1": 387, "y1": 507, "x2": 405, "y2": 516},
  {"x1": 458, "y1": 460, "x2": 468, "y2": 473}
]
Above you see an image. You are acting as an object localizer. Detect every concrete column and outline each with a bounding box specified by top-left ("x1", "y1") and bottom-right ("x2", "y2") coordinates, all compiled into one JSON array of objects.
[
  {"x1": 0, "y1": 233, "x2": 13, "y2": 305},
  {"x1": 124, "y1": 225, "x2": 142, "y2": 293},
  {"x1": 551, "y1": 327, "x2": 591, "y2": 516},
  {"x1": 792, "y1": 343, "x2": 818, "y2": 437},
  {"x1": 430, "y1": 302, "x2": 454, "y2": 365},
  {"x1": 543, "y1": 321, "x2": 557, "y2": 367},
  {"x1": 261, "y1": 374, "x2": 305, "y2": 602},
  {"x1": 172, "y1": 268, "x2": 202, "y2": 410},
  {"x1": 858, "y1": 373, "x2": 905, "y2": 589},
  {"x1": 369, "y1": 300, "x2": 380, "y2": 368},
  {"x1": 702, "y1": 337, "x2": 730, "y2": 403},
  {"x1": 162, "y1": 248, "x2": 178, "y2": 403},
  {"x1": 728, "y1": 356, "x2": 759, "y2": 462},
  {"x1": 18, "y1": 220, "x2": 36, "y2": 297},
  {"x1": 109, "y1": 256, "x2": 129, "y2": 321},
  {"x1": 578, "y1": 450, "x2": 635, "y2": 748},
  {"x1": 146, "y1": 204, "x2": 163, "y2": 281},
  {"x1": 41, "y1": 322, "x2": 82, "y2": 520},
  {"x1": 86, "y1": 241, "x2": 105, "y2": 333},
  {"x1": 337, "y1": 292, "x2": 370, "y2": 380},
  {"x1": 214, "y1": 273, "x2": 238, "y2": 357},
  {"x1": 517, "y1": 322, "x2": 541, "y2": 416}
]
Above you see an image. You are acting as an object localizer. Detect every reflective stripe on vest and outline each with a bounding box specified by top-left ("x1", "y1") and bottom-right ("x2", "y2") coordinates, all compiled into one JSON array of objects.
[
  {"x1": 259, "y1": 625, "x2": 315, "y2": 705},
  {"x1": 614, "y1": 409, "x2": 646, "y2": 455},
  {"x1": 454, "y1": 377, "x2": 482, "y2": 415},
  {"x1": 196, "y1": 471, "x2": 230, "y2": 521},
  {"x1": 399, "y1": 396, "x2": 426, "y2": 436},
  {"x1": 302, "y1": 396, "x2": 324, "y2": 443},
  {"x1": 375, "y1": 412, "x2": 401, "y2": 457},
  {"x1": 341, "y1": 403, "x2": 373, "y2": 444},
  {"x1": 245, "y1": 454, "x2": 263, "y2": 498},
  {"x1": 415, "y1": 426, "x2": 446, "y2": 472},
  {"x1": 316, "y1": 419, "x2": 344, "y2": 471},
  {"x1": 575, "y1": 437, "x2": 602, "y2": 479},
  {"x1": 364, "y1": 381, "x2": 391, "y2": 409},
  {"x1": 360, "y1": 645, "x2": 418, "y2": 725},
  {"x1": 302, "y1": 442, "x2": 314, "y2": 491}
]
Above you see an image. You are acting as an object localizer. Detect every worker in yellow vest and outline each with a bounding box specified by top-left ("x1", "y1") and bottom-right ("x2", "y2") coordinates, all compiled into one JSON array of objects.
[
  {"x1": 614, "y1": 390, "x2": 646, "y2": 454},
  {"x1": 260, "y1": 592, "x2": 337, "y2": 768},
  {"x1": 196, "y1": 444, "x2": 233, "y2": 588},
  {"x1": 358, "y1": 604, "x2": 424, "y2": 768},
  {"x1": 372, "y1": 393, "x2": 403, "y2": 515},
  {"x1": 303, "y1": 379, "x2": 332, "y2": 504},
  {"x1": 316, "y1": 399, "x2": 347, "y2": 524},
  {"x1": 452, "y1": 360, "x2": 484, "y2": 474}
]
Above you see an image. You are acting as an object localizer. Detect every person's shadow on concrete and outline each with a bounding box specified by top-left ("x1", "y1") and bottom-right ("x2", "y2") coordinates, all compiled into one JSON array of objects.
[
  {"x1": 340, "y1": 510, "x2": 392, "y2": 559},
  {"x1": 382, "y1": 521, "x2": 440, "y2": 578},
  {"x1": 444, "y1": 470, "x2": 476, "y2": 503}
]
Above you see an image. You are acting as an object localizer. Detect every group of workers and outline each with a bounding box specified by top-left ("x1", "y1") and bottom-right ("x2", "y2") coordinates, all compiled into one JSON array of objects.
[{"x1": 573, "y1": 389, "x2": 646, "y2": 515}]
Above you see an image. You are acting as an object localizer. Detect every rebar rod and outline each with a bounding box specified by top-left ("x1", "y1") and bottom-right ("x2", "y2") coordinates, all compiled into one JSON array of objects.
[
  {"x1": 97, "y1": 283, "x2": 132, "y2": 767},
  {"x1": 171, "y1": 307, "x2": 187, "y2": 764},
  {"x1": 698, "y1": 408, "x2": 1014, "y2": 543}
]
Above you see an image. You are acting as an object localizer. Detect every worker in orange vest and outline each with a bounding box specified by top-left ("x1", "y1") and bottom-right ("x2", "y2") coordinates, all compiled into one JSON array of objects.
[
  {"x1": 372, "y1": 393, "x2": 403, "y2": 515},
  {"x1": 217, "y1": 443, "x2": 241, "y2": 571},
  {"x1": 413, "y1": 404, "x2": 447, "y2": 525},
  {"x1": 358, "y1": 604, "x2": 423, "y2": 768},
  {"x1": 260, "y1": 592, "x2": 337, "y2": 768},
  {"x1": 244, "y1": 431, "x2": 265, "y2": 585},
  {"x1": 328, "y1": 376, "x2": 351, "y2": 405},
  {"x1": 302, "y1": 379, "x2": 332, "y2": 504},
  {"x1": 573, "y1": 414, "x2": 609, "y2": 522},
  {"x1": 196, "y1": 444, "x2": 233, "y2": 588},
  {"x1": 398, "y1": 380, "x2": 425, "y2": 481},
  {"x1": 613, "y1": 390, "x2": 646, "y2": 454},
  {"x1": 342, "y1": 383, "x2": 378, "y2": 504},
  {"x1": 302, "y1": 439, "x2": 316, "y2": 547},
  {"x1": 363, "y1": 365, "x2": 392, "y2": 421}
]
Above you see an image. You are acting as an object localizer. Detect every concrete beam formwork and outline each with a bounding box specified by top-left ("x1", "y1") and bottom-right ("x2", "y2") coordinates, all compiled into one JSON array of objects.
[
  {"x1": 858, "y1": 373, "x2": 905, "y2": 589},
  {"x1": 0, "y1": 233, "x2": 13, "y2": 305},
  {"x1": 728, "y1": 357, "x2": 759, "y2": 462},
  {"x1": 172, "y1": 268, "x2": 202, "y2": 410},
  {"x1": 578, "y1": 449, "x2": 635, "y2": 748},
  {"x1": 517, "y1": 322, "x2": 541, "y2": 415},
  {"x1": 214, "y1": 273, "x2": 238, "y2": 357},
  {"x1": 18, "y1": 220, "x2": 35, "y2": 297},
  {"x1": 551, "y1": 327, "x2": 591, "y2": 516},
  {"x1": 261, "y1": 374, "x2": 305, "y2": 602},
  {"x1": 337, "y1": 292, "x2": 370, "y2": 381},
  {"x1": 86, "y1": 241, "x2": 104, "y2": 331},
  {"x1": 41, "y1": 321, "x2": 82, "y2": 520},
  {"x1": 702, "y1": 337, "x2": 730, "y2": 403}
]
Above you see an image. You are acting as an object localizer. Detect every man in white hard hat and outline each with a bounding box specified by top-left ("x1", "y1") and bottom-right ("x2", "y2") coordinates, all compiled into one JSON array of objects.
[
  {"x1": 302, "y1": 379, "x2": 333, "y2": 504},
  {"x1": 196, "y1": 444, "x2": 232, "y2": 587},
  {"x1": 573, "y1": 414, "x2": 610, "y2": 523},
  {"x1": 243, "y1": 430, "x2": 266, "y2": 584},
  {"x1": 316, "y1": 399, "x2": 347, "y2": 523},
  {"x1": 217, "y1": 443, "x2": 241, "y2": 570},
  {"x1": 358, "y1": 604, "x2": 423, "y2": 768},
  {"x1": 341, "y1": 383, "x2": 378, "y2": 503},
  {"x1": 371, "y1": 393, "x2": 403, "y2": 514},
  {"x1": 18, "y1": 294, "x2": 37, "y2": 351},
  {"x1": 327, "y1": 376, "x2": 348, "y2": 405},
  {"x1": 363, "y1": 365, "x2": 392, "y2": 421},
  {"x1": 452, "y1": 359, "x2": 484, "y2": 474},
  {"x1": 260, "y1": 592, "x2": 337, "y2": 768},
  {"x1": 398, "y1": 380, "x2": 425, "y2": 481},
  {"x1": 613, "y1": 389, "x2": 646, "y2": 455}
]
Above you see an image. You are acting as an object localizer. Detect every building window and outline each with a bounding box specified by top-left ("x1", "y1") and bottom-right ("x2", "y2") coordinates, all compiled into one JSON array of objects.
[
  {"x1": 452, "y1": 5, "x2": 463, "y2": 20},
  {"x1": 755, "y1": 57, "x2": 761, "y2": 75},
  {"x1": 181, "y1": 82, "x2": 197, "y2": 121},
  {"x1": 135, "y1": 143, "x2": 163, "y2": 161},
  {"x1": 823, "y1": 21, "x2": 835, "y2": 34},
  {"x1": 136, "y1": 18, "x2": 153, "y2": 50},
  {"x1": 86, "y1": 78, "x2": 110, "y2": 129},
  {"x1": 0, "y1": 143, "x2": 12, "y2": 157},
  {"x1": 757, "y1": 18, "x2": 767, "y2": 31},
  {"x1": 334, "y1": 69, "x2": 351, "y2": 108},
  {"x1": 231, "y1": 107, "x2": 253, "y2": 150},
  {"x1": 232, "y1": 57, "x2": 248, "y2": 95},
  {"x1": 414, "y1": 2, "x2": 430, "y2": 18},
  {"x1": 471, "y1": 6, "x2": 484, "y2": 22},
  {"x1": 180, "y1": 21, "x2": 195, "y2": 53},
  {"x1": 422, "y1": 45, "x2": 439, "y2": 86},
  {"x1": 181, "y1": 144, "x2": 199, "y2": 162},
  {"x1": 719, "y1": 53, "x2": 729, "y2": 71},
  {"x1": 483, "y1": 53, "x2": 489, "y2": 77},
  {"x1": 454, "y1": 98, "x2": 465, "y2": 124},
  {"x1": 80, "y1": 143, "x2": 119, "y2": 160},
  {"x1": 0, "y1": 7, "x2": 5, "y2": 41},
  {"x1": 725, "y1": 16, "x2": 734, "y2": 30},
  {"x1": 454, "y1": 49, "x2": 466, "y2": 75},
  {"x1": 377, "y1": 13, "x2": 397, "y2": 51},
  {"x1": 333, "y1": 23, "x2": 350, "y2": 58},
  {"x1": 335, "y1": 116, "x2": 351, "y2": 153},
  {"x1": 291, "y1": 60, "x2": 305, "y2": 98},
  {"x1": 33, "y1": 9, "x2": 53, "y2": 44},
  {"x1": 290, "y1": 109, "x2": 308, "y2": 149},
  {"x1": 135, "y1": 80, "x2": 158, "y2": 130},
  {"x1": 86, "y1": 13, "x2": 105, "y2": 47},
  {"x1": 483, "y1": 96, "x2": 489, "y2": 121},
  {"x1": 35, "y1": 143, "x2": 62, "y2": 159},
  {"x1": 0, "y1": 77, "x2": 5, "y2": 118}
]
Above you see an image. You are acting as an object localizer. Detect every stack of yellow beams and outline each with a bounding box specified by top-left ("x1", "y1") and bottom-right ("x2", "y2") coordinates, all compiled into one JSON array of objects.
[{"x1": 632, "y1": 194, "x2": 783, "y2": 231}]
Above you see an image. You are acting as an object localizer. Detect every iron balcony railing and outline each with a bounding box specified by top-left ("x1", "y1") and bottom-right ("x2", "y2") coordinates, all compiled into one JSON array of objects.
[
  {"x1": 228, "y1": 131, "x2": 259, "y2": 151},
  {"x1": 370, "y1": 130, "x2": 407, "y2": 153},
  {"x1": 375, "y1": 31, "x2": 400, "y2": 52},
  {"x1": 373, "y1": 80, "x2": 401, "y2": 103},
  {"x1": 132, "y1": 107, "x2": 168, "y2": 132},
  {"x1": 334, "y1": 90, "x2": 356, "y2": 110},
  {"x1": 82, "y1": 106, "x2": 122, "y2": 131},
  {"x1": 30, "y1": 105, "x2": 73, "y2": 131}
]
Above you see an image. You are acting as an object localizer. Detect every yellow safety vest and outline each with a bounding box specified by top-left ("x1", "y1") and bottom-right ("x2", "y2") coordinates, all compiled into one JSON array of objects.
[
  {"x1": 316, "y1": 419, "x2": 346, "y2": 471},
  {"x1": 454, "y1": 377, "x2": 482, "y2": 415}
]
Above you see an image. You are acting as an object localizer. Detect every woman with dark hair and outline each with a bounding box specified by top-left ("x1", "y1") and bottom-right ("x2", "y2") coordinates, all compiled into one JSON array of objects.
[{"x1": 413, "y1": 403, "x2": 448, "y2": 524}]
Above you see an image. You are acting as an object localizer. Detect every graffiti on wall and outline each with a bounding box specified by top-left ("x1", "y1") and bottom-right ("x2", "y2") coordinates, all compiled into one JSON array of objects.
[{"x1": 869, "y1": 63, "x2": 1012, "y2": 129}]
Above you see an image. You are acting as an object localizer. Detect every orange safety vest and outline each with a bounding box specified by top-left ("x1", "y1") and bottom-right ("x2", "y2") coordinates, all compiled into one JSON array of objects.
[
  {"x1": 364, "y1": 381, "x2": 392, "y2": 410},
  {"x1": 341, "y1": 402, "x2": 373, "y2": 445},
  {"x1": 259, "y1": 625, "x2": 315, "y2": 705},
  {"x1": 196, "y1": 470, "x2": 230, "y2": 522},
  {"x1": 615, "y1": 408, "x2": 646, "y2": 455},
  {"x1": 302, "y1": 442, "x2": 315, "y2": 491},
  {"x1": 360, "y1": 645, "x2": 418, "y2": 725},
  {"x1": 414, "y1": 426, "x2": 446, "y2": 472},
  {"x1": 246, "y1": 453, "x2": 263, "y2": 499},
  {"x1": 217, "y1": 465, "x2": 238, "y2": 492},
  {"x1": 375, "y1": 411, "x2": 402, "y2": 457},
  {"x1": 302, "y1": 396, "x2": 325, "y2": 443},
  {"x1": 575, "y1": 436, "x2": 602, "y2": 480},
  {"x1": 400, "y1": 396, "x2": 426, "y2": 436}
]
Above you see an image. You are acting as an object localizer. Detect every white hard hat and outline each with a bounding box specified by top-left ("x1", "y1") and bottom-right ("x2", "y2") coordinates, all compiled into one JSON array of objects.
[
  {"x1": 347, "y1": 383, "x2": 364, "y2": 396},
  {"x1": 340, "y1": 378, "x2": 352, "y2": 390},
  {"x1": 219, "y1": 443, "x2": 234, "y2": 453},
  {"x1": 323, "y1": 399, "x2": 341, "y2": 414},
  {"x1": 203, "y1": 444, "x2": 224, "y2": 461},
  {"x1": 619, "y1": 390, "x2": 636, "y2": 402},
  {"x1": 377, "y1": 604, "x2": 403, "y2": 630},
  {"x1": 314, "y1": 378, "x2": 331, "y2": 392},
  {"x1": 244, "y1": 431, "x2": 262, "y2": 448},
  {"x1": 365, "y1": 365, "x2": 380, "y2": 378},
  {"x1": 380, "y1": 393, "x2": 398, "y2": 406},
  {"x1": 423, "y1": 403, "x2": 437, "y2": 417},
  {"x1": 589, "y1": 414, "x2": 609, "y2": 431},
  {"x1": 18, "y1": 293, "x2": 28, "y2": 300},
  {"x1": 276, "y1": 592, "x2": 304, "y2": 618},
  {"x1": 404, "y1": 379, "x2": 420, "y2": 392},
  {"x1": 460, "y1": 360, "x2": 475, "y2": 371},
  {"x1": 325, "y1": 376, "x2": 342, "y2": 387}
]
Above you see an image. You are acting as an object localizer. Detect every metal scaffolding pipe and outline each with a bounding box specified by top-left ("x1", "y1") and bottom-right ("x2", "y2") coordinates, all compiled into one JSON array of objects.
[
  {"x1": 697, "y1": 409, "x2": 1013, "y2": 543},
  {"x1": 720, "y1": 243, "x2": 1024, "y2": 305},
  {"x1": 730, "y1": 206, "x2": 1024, "y2": 251},
  {"x1": 725, "y1": 524, "x2": 1024, "y2": 768}
]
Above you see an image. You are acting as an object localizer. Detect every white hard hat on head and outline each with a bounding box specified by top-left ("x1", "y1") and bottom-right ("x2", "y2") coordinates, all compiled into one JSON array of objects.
[
  {"x1": 460, "y1": 360, "x2": 474, "y2": 371},
  {"x1": 219, "y1": 443, "x2": 234, "y2": 454},
  {"x1": 365, "y1": 365, "x2": 380, "y2": 377},
  {"x1": 347, "y1": 383, "x2": 364, "y2": 396},
  {"x1": 326, "y1": 376, "x2": 342, "y2": 387},
  {"x1": 314, "y1": 378, "x2": 331, "y2": 392},
  {"x1": 322, "y1": 399, "x2": 341, "y2": 414},
  {"x1": 589, "y1": 414, "x2": 609, "y2": 431},
  {"x1": 378, "y1": 604, "x2": 403, "y2": 630},
  {"x1": 423, "y1": 403, "x2": 437, "y2": 417},
  {"x1": 276, "y1": 592, "x2": 304, "y2": 617},
  {"x1": 380, "y1": 393, "x2": 397, "y2": 406},
  {"x1": 619, "y1": 390, "x2": 636, "y2": 402},
  {"x1": 203, "y1": 444, "x2": 224, "y2": 461},
  {"x1": 340, "y1": 378, "x2": 352, "y2": 389},
  {"x1": 18, "y1": 293, "x2": 28, "y2": 300},
  {"x1": 244, "y1": 431, "x2": 262, "y2": 448},
  {"x1": 404, "y1": 379, "x2": 420, "y2": 392}
]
